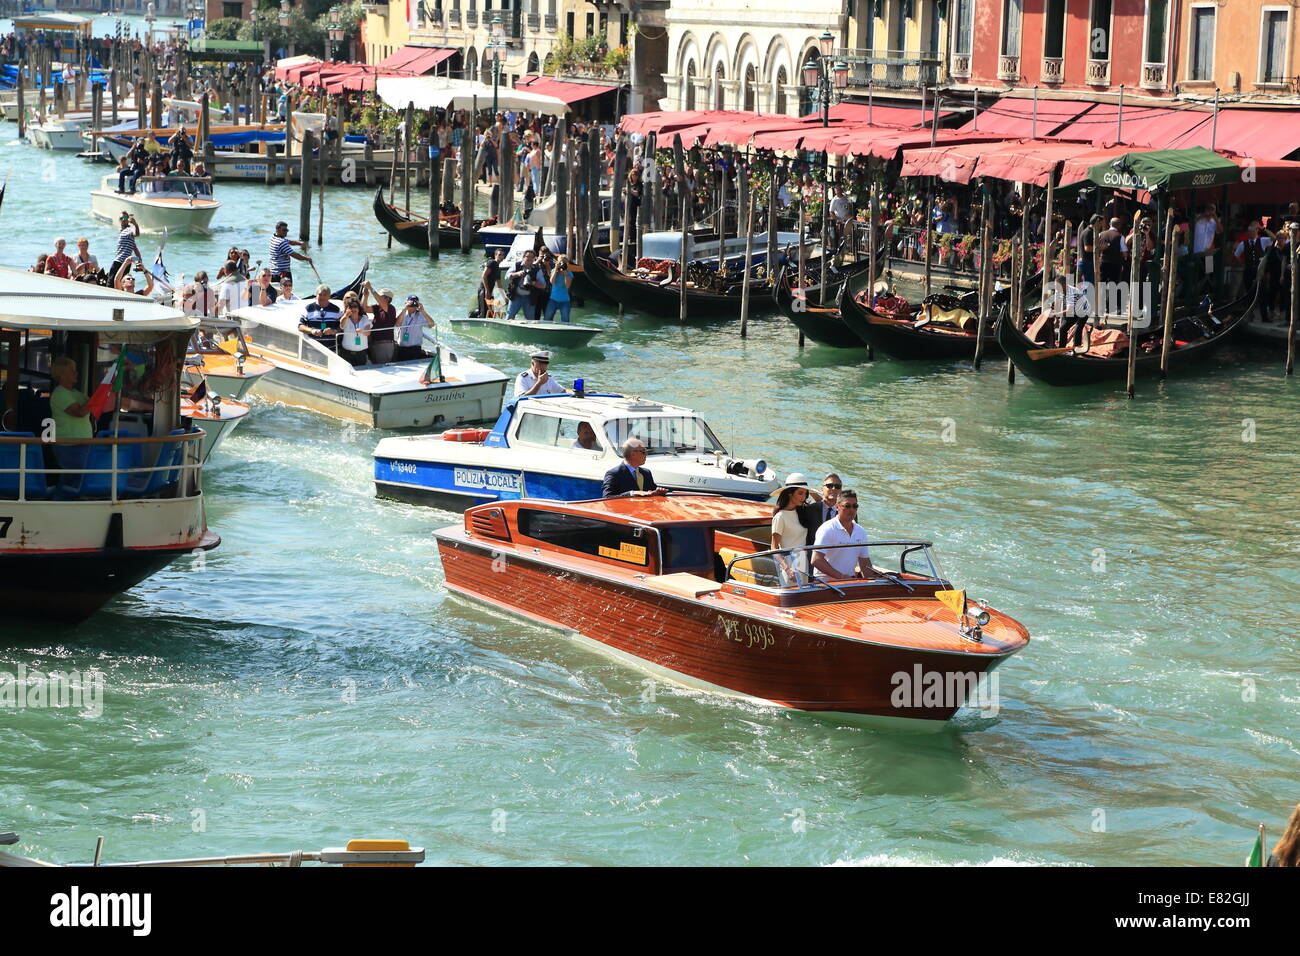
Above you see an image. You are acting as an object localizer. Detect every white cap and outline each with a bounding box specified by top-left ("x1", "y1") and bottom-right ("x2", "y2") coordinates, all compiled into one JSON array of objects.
[{"x1": 530, "y1": 349, "x2": 552, "y2": 361}]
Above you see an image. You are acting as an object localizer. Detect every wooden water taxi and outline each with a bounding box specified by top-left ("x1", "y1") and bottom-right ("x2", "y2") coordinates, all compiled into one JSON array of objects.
[{"x1": 434, "y1": 495, "x2": 1029, "y2": 729}]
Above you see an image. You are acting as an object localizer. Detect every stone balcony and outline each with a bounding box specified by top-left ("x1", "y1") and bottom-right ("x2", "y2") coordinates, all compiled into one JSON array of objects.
[
  {"x1": 1041, "y1": 56, "x2": 1063, "y2": 84},
  {"x1": 997, "y1": 55, "x2": 1020, "y2": 81},
  {"x1": 1086, "y1": 58, "x2": 1110, "y2": 86},
  {"x1": 838, "y1": 49, "x2": 943, "y2": 91},
  {"x1": 1141, "y1": 61, "x2": 1167, "y2": 90}
]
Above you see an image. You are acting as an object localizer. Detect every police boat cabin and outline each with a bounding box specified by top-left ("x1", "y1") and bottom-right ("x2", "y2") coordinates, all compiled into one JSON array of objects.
[
  {"x1": 0, "y1": 269, "x2": 219, "y2": 622},
  {"x1": 434, "y1": 495, "x2": 1030, "y2": 729}
]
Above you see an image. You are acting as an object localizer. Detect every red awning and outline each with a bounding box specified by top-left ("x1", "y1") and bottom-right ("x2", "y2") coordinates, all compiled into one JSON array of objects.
[
  {"x1": 378, "y1": 45, "x2": 456, "y2": 75},
  {"x1": 1049, "y1": 103, "x2": 1211, "y2": 150},
  {"x1": 817, "y1": 102, "x2": 955, "y2": 127},
  {"x1": 1165, "y1": 109, "x2": 1300, "y2": 159},
  {"x1": 900, "y1": 139, "x2": 1024, "y2": 183},
  {"x1": 969, "y1": 140, "x2": 1119, "y2": 187},
  {"x1": 1057, "y1": 145, "x2": 1135, "y2": 186},
  {"x1": 515, "y1": 75, "x2": 619, "y2": 105},
  {"x1": 958, "y1": 98, "x2": 1094, "y2": 138},
  {"x1": 702, "y1": 117, "x2": 816, "y2": 147},
  {"x1": 839, "y1": 128, "x2": 1006, "y2": 160},
  {"x1": 1225, "y1": 157, "x2": 1300, "y2": 202},
  {"x1": 619, "y1": 110, "x2": 712, "y2": 135}
]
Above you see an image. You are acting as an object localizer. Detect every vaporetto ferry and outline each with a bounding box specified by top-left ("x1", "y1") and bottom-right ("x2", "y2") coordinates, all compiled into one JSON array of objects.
[
  {"x1": 372, "y1": 394, "x2": 778, "y2": 508},
  {"x1": 0, "y1": 269, "x2": 219, "y2": 622}
]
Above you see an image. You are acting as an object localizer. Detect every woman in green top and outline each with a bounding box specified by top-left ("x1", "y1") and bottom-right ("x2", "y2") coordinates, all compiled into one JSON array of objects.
[{"x1": 50, "y1": 356, "x2": 94, "y2": 443}]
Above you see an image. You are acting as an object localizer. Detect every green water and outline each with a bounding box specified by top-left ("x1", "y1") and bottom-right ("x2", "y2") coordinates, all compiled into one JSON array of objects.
[{"x1": 1, "y1": 113, "x2": 1297, "y2": 867}]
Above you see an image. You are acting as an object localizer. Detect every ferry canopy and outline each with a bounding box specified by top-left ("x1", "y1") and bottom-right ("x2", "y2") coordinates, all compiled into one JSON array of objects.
[
  {"x1": 0, "y1": 270, "x2": 196, "y2": 332},
  {"x1": 376, "y1": 76, "x2": 568, "y2": 114}
]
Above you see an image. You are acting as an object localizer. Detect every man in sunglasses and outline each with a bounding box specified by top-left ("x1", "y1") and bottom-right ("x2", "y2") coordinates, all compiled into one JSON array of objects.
[
  {"x1": 797, "y1": 472, "x2": 843, "y2": 546},
  {"x1": 811, "y1": 490, "x2": 877, "y2": 582}
]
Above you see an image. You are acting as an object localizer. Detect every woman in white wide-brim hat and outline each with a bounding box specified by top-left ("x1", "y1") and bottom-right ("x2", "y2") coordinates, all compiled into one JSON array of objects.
[{"x1": 770, "y1": 473, "x2": 821, "y2": 587}]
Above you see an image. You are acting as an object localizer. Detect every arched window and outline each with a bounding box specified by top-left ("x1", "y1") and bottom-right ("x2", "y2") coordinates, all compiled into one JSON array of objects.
[
  {"x1": 743, "y1": 64, "x2": 756, "y2": 111},
  {"x1": 713, "y1": 64, "x2": 725, "y2": 110},
  {"x1": 685, "y1": 61, "x2": 696, "y2": 109},
  {"x1": 526, "y1": 51, "x2": 540, "y2": 75},
  {"x1": 465, "y1": 46, "x2": 478, "y2": 81},
  {"x1": 774, "y1": 66, "x2": 788, "y2": 115}
]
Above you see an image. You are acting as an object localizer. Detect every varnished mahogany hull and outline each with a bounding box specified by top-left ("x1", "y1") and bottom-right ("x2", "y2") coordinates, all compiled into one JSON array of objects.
[{"x1": 438, "y1": 537, "x2": 1009, "y2": 727}]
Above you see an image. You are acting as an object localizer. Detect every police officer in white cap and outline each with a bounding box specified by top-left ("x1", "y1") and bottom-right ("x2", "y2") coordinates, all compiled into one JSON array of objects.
[{"x1": 514, "y1": 350, "x2": 566, "y2": 398}]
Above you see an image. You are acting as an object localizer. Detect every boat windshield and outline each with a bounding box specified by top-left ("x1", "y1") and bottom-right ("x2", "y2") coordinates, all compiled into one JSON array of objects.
[
  {"x1": 604, "y1": 415, "x2": 726, "y2": 456},
  {"x1": 721, "y1": 540, "x2": 946, "y2": 592}
]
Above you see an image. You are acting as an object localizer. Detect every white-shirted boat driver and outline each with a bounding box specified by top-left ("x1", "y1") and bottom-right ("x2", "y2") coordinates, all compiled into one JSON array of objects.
[
  {"x1": 514, "y1": 350, "x2": 566, "y2": 397},
  {"x1": 269, "y1": 220, "x2": 312, "y2": 282},
  {"x1": 811, "y1": 491, "x2": 878, "y2": 581},
  {"x1": 299, "y1": 284, "x2": 342, "y2": 350}
]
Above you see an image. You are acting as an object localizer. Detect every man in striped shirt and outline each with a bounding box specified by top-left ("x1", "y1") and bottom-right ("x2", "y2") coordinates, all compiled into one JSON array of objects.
[
  {"x1": 269, "y1": 220, "x2": 312, "y2": 282},
  {"x1": 108, "y1": 212, "x2": 141, "y2": 280}
]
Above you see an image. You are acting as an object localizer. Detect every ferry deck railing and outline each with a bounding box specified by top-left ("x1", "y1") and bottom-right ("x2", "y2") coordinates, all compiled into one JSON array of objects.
[{"x1": 0, "y1": 430, "x2": 206, "y2": 504}]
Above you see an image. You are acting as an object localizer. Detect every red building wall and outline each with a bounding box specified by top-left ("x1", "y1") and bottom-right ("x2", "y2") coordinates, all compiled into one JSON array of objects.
[{"x1": 967, "y1": 0, "x2": 1170, "y2": 98}]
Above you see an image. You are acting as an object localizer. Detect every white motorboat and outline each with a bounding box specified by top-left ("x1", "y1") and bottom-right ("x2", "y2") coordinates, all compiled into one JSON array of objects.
[
  {"x1": 0, "y1": 268, "x2": 219, "y2": 622},
  {"x1": 233, "y1": 300, "x2": 509, "y2": 429},
  {"x1": 184, "y1": 323, "x2": 275, "y2": 401},
  {"x1": 182, "y1": 387, "x2": 249, "y2": 462},
  {"x1": 373, "y1": 393, "x2": 778, "y2": 508},
  {"x1": 90, "y1": 173, "x2": 221, "y2": 235}
]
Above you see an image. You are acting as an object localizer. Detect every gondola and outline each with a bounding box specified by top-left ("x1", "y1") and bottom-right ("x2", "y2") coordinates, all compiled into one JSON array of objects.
[
  {"x1": 996, "y1": 277, "x2": 1258, "y2": 387},
  {"x1": 838, "y1": 265, "x2": 1014, "y2": 360},
  {"x1": 581, "y1": 233, "x2": 762, "y2": 319},
  {"x1": 772, "y1": 258, "x2": 873, "y2": 348},
  {"x1": 372, "y1": 186, "x2": 493, "y2": 251}
]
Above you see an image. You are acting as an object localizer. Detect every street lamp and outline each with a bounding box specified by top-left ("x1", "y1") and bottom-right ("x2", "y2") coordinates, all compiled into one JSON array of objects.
[
  {"x1": 802, "y1": 49, "x2": 847, "y2": 128},
  {"x1": 279, "y1": 1, "x2": 295, "y2": 58},
  {"x1": 328, "y1": 8, "x2": 346, "y2": 63},
  {"x1": 489, "y1": 14, "x2": 505, "y2": 115}
]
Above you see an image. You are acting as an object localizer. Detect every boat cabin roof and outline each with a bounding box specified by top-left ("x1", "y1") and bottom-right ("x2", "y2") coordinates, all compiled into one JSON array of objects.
[
  {"x1": 479, "y1": 493, "x2": 773, "y2": 529},
  {"x1": 0, "y1": 268, "x2": 197, "y2": 332},
  {"x1": 507, "y1": 393, "x2": 698, "y2": 421}
]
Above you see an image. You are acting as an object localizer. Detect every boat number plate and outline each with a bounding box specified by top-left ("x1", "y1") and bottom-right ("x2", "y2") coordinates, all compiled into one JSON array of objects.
[
  {"x1": 0, "y1": 517, "x2": 11, "y2": 537},
  {"x1": 719, "y1": 616, "x2": 774, "y2": 651}
]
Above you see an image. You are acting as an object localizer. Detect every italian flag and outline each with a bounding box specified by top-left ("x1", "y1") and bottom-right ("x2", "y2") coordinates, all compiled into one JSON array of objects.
[
  {"x1": 86, "y1": 352, "x2": 126, "y2": 419},
  {"x1": 419, "y1": 347, "x2": 443, "y2": 386},
  {"x1": 1246, "y1": 825, "x2": 1266, "y2": 867}
]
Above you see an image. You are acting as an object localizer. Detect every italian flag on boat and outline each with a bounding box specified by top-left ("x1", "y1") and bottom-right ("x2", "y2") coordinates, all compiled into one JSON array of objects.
[
  {"x1": 1246, "y1": 824, "x2": 1266, "y2": 867},
  {"x1": 86, "y1": 351, "x2": 126, "y2": 418}
]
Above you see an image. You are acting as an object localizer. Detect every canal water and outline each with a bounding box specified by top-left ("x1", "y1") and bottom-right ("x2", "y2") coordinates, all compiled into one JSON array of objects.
[{"x1": 1, "y1": 50, "x2": 1298, "y2": 865}]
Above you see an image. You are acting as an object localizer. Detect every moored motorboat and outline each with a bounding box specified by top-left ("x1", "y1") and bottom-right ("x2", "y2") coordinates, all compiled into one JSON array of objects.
[
  {"x1": 233, "y1": 300, "x2": 509, "y2": 429},
  {"x1": 433, "y1": 495, "x2": 1029, "y2": 729},
  {"x1": 449, "y1": 314, "x2": 601, "y2": 349},
  {"x1": 0, "y1": 269, "x2": 219, "y2": 623},
  {"x1": 90, "y1": 173, "x2": 221, "y2": 236},
  {"x1": 374, "y1": 393, "x2": 776, "y2": 507}
]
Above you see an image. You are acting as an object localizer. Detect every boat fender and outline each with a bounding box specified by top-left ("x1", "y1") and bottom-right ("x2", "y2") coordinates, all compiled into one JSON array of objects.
[{"x1": 442, "y1": 428, "x2": 491, "y2": 442}]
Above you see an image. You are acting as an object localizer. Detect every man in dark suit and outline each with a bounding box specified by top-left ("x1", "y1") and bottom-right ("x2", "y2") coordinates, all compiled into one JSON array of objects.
[
  {"x1": 602, "y1": 438, "x2": 667, "y2": 497},
  {"x1": 797, "y1": 472, "x2": 842, "y2": 545}
]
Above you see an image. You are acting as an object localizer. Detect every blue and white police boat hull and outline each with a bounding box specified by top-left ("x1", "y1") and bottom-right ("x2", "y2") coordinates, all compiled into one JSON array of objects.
[{"x1": 372, "y1": 393, "x2": 778, "y2": 508}]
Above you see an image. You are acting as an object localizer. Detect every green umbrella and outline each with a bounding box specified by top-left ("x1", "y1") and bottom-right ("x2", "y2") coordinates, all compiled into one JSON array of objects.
[{"x1": 1085, "y1": 146, "x2": 1240, "y2": 194}]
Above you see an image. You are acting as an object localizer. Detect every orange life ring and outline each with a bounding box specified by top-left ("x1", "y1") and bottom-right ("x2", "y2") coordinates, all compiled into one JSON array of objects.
[{"x1": 441, "y1": 428, "x2": 490, "y2": 442}]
